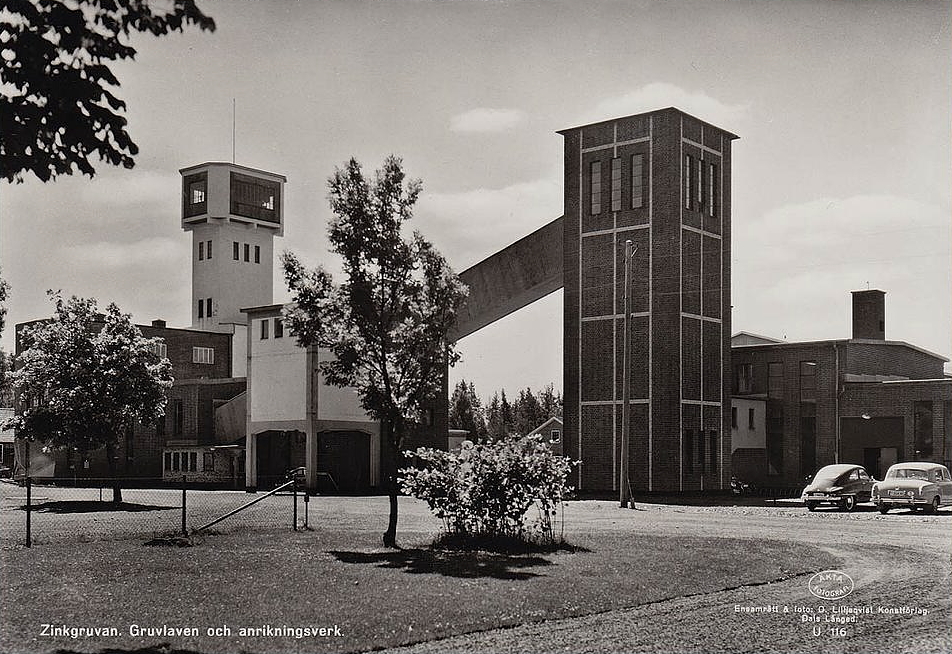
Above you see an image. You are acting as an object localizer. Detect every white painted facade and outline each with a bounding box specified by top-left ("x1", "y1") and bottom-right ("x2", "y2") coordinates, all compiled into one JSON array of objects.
[{"x1": 730, "y1": 397, "x2": 766, "y2": 451}]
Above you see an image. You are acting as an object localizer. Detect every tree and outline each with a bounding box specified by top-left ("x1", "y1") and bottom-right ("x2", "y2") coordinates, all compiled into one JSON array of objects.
[
  {"x1": 282, "y1": 156, "x2": 468, "y2": 548},
  {"x1": 5, "y1": 293, "x2": 173, "y2": 502},
  {"x1": 513, "y1": 387, "x2": 544, "y2": 436},
  {"x1": 449, "y1": 380, "x2": 487, "y2": 440},
  {"x1": 0, "y1": 268, "x2": 8, "y2": 334},
  {"x1": 538, "y1": 383, "x2": 562, "y2": 419},
  {"x1": 1, "y1": 0, "x2": 215, "y2": 183}
]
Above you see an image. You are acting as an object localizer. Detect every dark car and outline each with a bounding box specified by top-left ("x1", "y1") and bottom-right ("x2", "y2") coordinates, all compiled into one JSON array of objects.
[{"x1": 801, "y1": 464, "x2": 875, "y2": 512}]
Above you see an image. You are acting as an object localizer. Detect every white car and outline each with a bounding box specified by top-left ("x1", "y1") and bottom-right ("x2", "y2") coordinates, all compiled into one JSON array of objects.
[{"x1": 872, "y1": 462, "x2": 952, "y2": 514}]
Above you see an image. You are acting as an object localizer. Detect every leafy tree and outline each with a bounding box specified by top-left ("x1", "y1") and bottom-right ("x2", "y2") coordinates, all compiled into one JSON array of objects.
[
  {"x1": 448, "y1": 379, "x2": 487, "y2": 440},
  {"x1": 282, "y1": 156, "x2": 468, "y2": 548},
  {"x1": 4, "y1": 293, "x2": 173, "y2": 502},
  {"x1": 0, "y1": 350, "x2": 13, "y2": 406},
  {"x1": 1, "y1": 0, "x2": 216, "y2": 183}
]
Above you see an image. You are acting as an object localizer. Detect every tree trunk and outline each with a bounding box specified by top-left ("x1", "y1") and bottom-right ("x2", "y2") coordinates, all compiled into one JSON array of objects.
[
  {"x1": 105, "y1": 441, "x2": 122, "y2": 504},
  {"x1": 382, "y1": 418, "x2": 401, "y2": 548}
]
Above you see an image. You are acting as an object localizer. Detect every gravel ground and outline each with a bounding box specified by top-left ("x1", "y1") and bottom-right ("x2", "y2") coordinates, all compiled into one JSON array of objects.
[{"x1": 378, "y1": 501, "x2": 952, "y2": 654}]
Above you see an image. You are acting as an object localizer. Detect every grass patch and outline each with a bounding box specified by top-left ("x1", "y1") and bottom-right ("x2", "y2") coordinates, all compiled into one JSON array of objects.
[{"x1": 0, "y1": 499, "x2": 840, "y2": 654}]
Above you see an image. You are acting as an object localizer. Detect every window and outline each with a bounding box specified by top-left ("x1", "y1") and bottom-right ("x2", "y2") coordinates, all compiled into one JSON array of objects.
[
  {"x1": 156, "y1": 414, "x2": 165, "y2": 437},
  {"x1": 192, "y1": 347, "x2": 215, "y2": 364},
  {"x1": 274, "y1": 318, "x2": 284, "y2": 338},
  {"x1": 244, "y1": 243, "x2": 250, "y2": 262},
  {"x1": 233, "y1": 241, "x2": 239, "y2": 260},
  {"x1": 731, "y1": 407, "x2": 738, "y2": 429},
  {"x1": 684, "y1": 429, "x2": 693, "y2": 472},
  {"x1": 610, "y1": 157, "x2": 622, "y2": 212},
  {"x1": 164, "y1": 452, "x2": 172, "y2": 471},
  {"x1": 203, "y1": 453, "x2": 214, "y2": 472},
  {"x1": 254, "y1": 245, "x2": 261, "y2": 264},
  {"x1": 198, "y1": 241, "x2": 204, "y2": 261},
  {"x1": 206, "y1": 240, "x2": 212, "y2": 259},
  {"x1": 684, "y1": 154, "x2": 693, "y2": 210},
  {"x1": 173, "y1": 399, "x2": 183, "y2": 436},
  {"x1": 205, "y1": 298, "x2": 212, "y2": 319},
  {"x1": 768, "y1": 362, "x2": 783, "y2": 399},
  {"x1": 630, "y1": 154, "x2": 644, "y2": 209},
  {"x1": 183, "y1": 172, "x2": 207, "y2": 218},
  {"x1": 696, "y1": 156, "x2": 703, "y2": 211},
  {"x1": 799, "y1": 361, "x2": 817, "y2": 401},
  {"x1": 708, "y1": 162, "x2": 718, "y2": 218},
  {"x1": 230, "y1": 172, "x2": 280, "y2": 222},
  {"x1": 590, "y1": 161, "x2": 602, "y2": 215},
  {"x1": 198, "y1": 299, "x2": 204, "y2": 320},
  {"x1": 736, "y1": 363, "x2": 753, "y2": 394},
  {"x1": 748, "y1": 407, "x2": 755, "y2": 430},
  {"x1": 148, "y1": 341, "x2": 167, "y2": 358},
  {"x1": 914, "y1": 401, "x2": 934, "y2": 458},
  {"x1": 550, "y1": 429, "x2": 561, "y2": 444},
  {"x1": 260, "y1": 319, "x2": 269, "y2": 340},
  {"x1": 697, "y1": 429, "x2": 705, "y2": 472}
]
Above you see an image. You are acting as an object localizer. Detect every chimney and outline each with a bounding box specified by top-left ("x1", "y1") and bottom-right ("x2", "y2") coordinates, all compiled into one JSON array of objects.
[
  {"x1": 851, "y1": 290, "x2": 885, "y2": 340},
  {"x1": 151, "y1": 319, "x2": 167, "y2": 328}
]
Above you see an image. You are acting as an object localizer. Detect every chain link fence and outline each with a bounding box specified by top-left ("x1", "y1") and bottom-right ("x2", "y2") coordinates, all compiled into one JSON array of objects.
[{"x1": 0, "y1": 474, "x2": 310, "y2": 547}]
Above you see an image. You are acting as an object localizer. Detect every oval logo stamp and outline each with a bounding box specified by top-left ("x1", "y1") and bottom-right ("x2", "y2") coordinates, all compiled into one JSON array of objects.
[{"x1": 808, "y1": 570, "x2": 854, "y2": 600}]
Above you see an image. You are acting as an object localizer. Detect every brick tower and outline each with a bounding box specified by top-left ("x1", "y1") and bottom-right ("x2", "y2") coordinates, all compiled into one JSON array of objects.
[{"x1": 560, "y1": 108, "x2": 737, "y2": 492}]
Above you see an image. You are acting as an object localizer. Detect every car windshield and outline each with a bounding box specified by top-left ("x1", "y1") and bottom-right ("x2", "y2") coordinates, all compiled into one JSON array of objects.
[{"x1": 886, "y1": 468, "x2": 929, "y2": 481}]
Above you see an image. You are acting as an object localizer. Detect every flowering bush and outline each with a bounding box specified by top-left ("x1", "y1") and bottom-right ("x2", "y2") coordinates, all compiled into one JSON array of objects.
[{"x1": 400, "y1": 436, "x2": 576, "y2": 543}]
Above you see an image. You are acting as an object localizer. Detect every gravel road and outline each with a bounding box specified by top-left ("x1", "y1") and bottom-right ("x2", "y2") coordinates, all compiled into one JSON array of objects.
[{"x1": 378, "y1": 502, "x2": 952, "y2": 654}]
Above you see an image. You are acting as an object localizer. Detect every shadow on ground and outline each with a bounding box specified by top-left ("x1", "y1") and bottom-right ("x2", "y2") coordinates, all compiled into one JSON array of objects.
[
  {"x1": 20, "y1": 501, "x2": 176, "y2": 514},
  {"x1": 329, "y1": 547, "x2": 555, "y2": 580},
  {"x1": 53, "y1": 644, "x2": 200, "y2": 654}
]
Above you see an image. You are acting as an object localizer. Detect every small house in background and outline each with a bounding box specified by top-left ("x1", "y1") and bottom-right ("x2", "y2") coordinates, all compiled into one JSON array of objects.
[
  {"x1": 447, "y1": 429, "x2": 470, "y2": 453},
  {"x1": 528, "y1": 417, "x2": 564, "y2": 456}
]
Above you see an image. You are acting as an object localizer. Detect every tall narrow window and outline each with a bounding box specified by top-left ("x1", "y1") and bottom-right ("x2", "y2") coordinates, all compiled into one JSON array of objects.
[
  {"x1": 233, "y1": 242, "x2": 239, "y2": 260},
  {"x1": 197, "y1": 299, "x2": 204, "y2": 319},
  {"x1": 260, "y1": 319, "x2": 269, "y2": 340},
  {"x1": 684, "y1": 154, "x2": 693, "y2": 210},
  {"x1": 173, "y1": 400, "x2": 183, "y2": 436},
  {"x1": 206, "y1": 240, "x2": 212, "y2": 259},
  {"x1": 205, "y1": 298, "x2": 212, "y2": 319},
  {"x1": 590, "y1": 161, "x2": 602, "y2": 215},
  {"x1": 254, "y1": 245, "x2": 261, "y2": 264},
  {"x1": 697, "y1": 429, "x2": 705, "y2": 472},
  {"x1": 696, "y1": 157, "x2": 703, "y2": 210},
  {"x1": 684, "y1": 429, "x2": 693, "y2": 472},
  {"x1": 198, "y1": 241, "x2": 204, "y2": 261},
  {"x1": 244, "y1": 243, "x2": 250, "y2": 262},
  {"x1": 748, "y1": 407, "x2": 755, "y2": 429},
  {"x1": 274, "y1": 318, "x2": 284, "y2": 338},
  {"x1": 630, "y1": 154, "x2": 643, "y2": 209},
  {"x1": 708, "y1": 162, "x2": 718, "y2": 218},
  {"x1": 731, "y1": 407, "x2": 738, "y2": 429},
  {"x1": 610, "y1": 157, "x2": 621, "y2": 212}
]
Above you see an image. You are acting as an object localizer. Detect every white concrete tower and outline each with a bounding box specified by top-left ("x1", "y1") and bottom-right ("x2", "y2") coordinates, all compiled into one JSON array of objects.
[{"x1": 180, "y1": 162, "x2": 286, "y2": 332}]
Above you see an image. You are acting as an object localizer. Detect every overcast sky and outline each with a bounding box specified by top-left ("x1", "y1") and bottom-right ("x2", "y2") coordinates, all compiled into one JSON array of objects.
[{"x1": 2, "y1": 0, "x2": 950, "y2": 399}]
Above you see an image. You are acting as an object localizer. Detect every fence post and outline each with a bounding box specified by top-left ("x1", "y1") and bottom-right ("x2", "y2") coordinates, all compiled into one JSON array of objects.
[
  {"x1": 303, "y1": 489, "x2": 309, "y2": 530},
  {"x1": 181, "y1": 475, "x2": 187, "y2": 536},
  {"x1": 25, "y1": 476, "x2": 32, "y2": 548},
  {"x1": 292, "y1": 478, "x2": 298, "y2": 532}
]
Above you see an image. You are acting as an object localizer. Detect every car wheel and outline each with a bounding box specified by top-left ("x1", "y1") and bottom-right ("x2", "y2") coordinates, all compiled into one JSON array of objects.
[
  {"x1": 806, "y1": 501, "x2": 818, "y2": 512},
  {"x1": 924, "y1": 496, "x2": 940, "y2": 514},
  {"x1": 878, "y1": 503, "x2": 890, "y2": 514},
  {"x1": 840, "y1": 496, "x2": 856, "y2": 512}
]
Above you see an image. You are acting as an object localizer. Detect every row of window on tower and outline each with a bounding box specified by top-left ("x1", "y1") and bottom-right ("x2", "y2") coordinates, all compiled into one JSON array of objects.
[
  {"x1": 683, "y1": 154, "x2": 718, "y2": 218},
  {"x1": 684, "y1": 429, "x2": 719, "y2": 474},
  {"x1": 234, "y1": 242, "x2": 261, "y2": 264},
  {"x1": 589, "y1": 154, "x2": 644, "y2": 215}
]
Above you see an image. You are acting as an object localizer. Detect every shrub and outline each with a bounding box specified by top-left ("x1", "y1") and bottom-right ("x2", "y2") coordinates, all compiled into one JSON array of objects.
[{"x1": 400, "y1": 436, "x2": 576, "y2": 543}]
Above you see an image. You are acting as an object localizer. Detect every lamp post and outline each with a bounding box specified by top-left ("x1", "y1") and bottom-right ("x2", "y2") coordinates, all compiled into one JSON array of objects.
[{"x1": 620, "y1": 240, "x2": 636, "y2": 508}]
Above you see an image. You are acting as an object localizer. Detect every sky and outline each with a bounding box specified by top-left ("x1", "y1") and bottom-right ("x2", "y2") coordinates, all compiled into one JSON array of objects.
[{"x1": 2, "y1": 0, "x2": 950, "y2": 400}]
